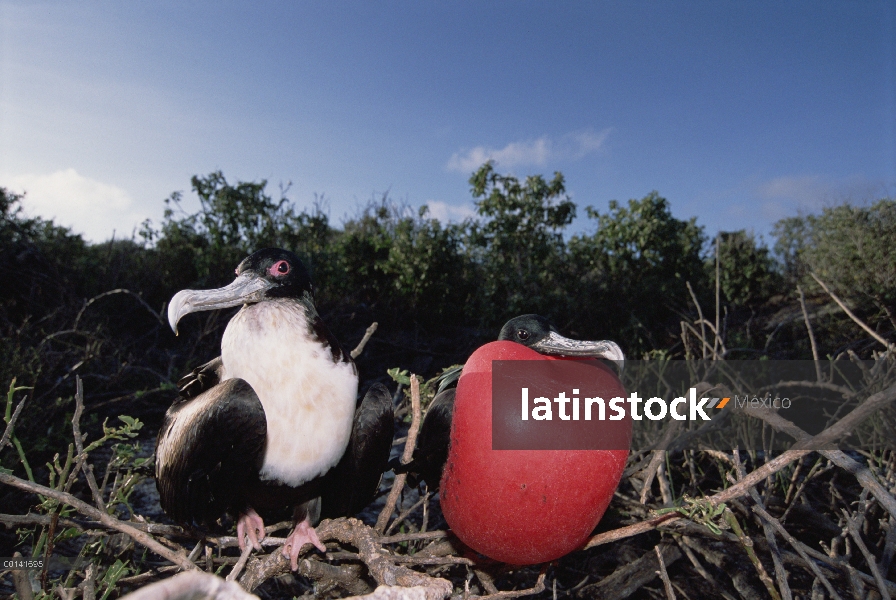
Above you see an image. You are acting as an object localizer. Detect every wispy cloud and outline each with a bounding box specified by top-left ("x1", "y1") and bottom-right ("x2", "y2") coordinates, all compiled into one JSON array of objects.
[
  {"x1": 758, "y1": 175, "x2": 832, "y2": 205},
  {"x1": 424, "y1": 200, "x2": 477, "y2": 222},
  {"x1": 447, "y1": 128, "x2": 611, "y2": 173},
  {"x1": 6, "y1": 169, "x2": 146, "y2": 243},
  {"x1": 755, "y1": 174, "x2": 890, "y2": 221}
]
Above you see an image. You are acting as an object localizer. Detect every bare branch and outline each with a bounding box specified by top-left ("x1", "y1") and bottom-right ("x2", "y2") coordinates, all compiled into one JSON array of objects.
[
  {"x1": 577, "y1": 544, "x2": 680, "y2": 599},
  {"x1": 378, "y1": 530, "x2": 448, "y2": 545},
  {"x1": 119, "y1": 570, "x2": 258, "y2": 600},
  {"x1": 376, "y1": 374, "x2": 422, "y2": 534},
  {"x1": 676, "y1": 538, "x2": 738, "y2": 600},
  {"x1": 72, "y1": 376, "x2": 106, "y2": 510},
  {"x1": 842, "y1": 510, "x2": 892, "y2": 600},
  {"x1": 732, "y1": 451, "x2": 792, "y2": 600},
  {"x1": 225, "y1": 544, "x2": 253, "y2": 583},
  {"x1": 797, "y1": 285, "x2": 822, "y2": 381},
  {"x1": 386, "y1": 492, "x2": 429, "y2": 536},
  {"x1": 750, "y1": 502, "x2": 842, "y2": 600},
  {"x1": 739, "y1": 391, "x2": 896, "y2": 520},
  {"x1": 468, "y1": 567, "x2": 546, "y2": 600},
  {"x1": 0, "y1": 394, "x2": 28, "y2": 451},
  {"x1": 723, "y1": 501, "x2": 781, "y2": 600},
  {"x1": 810, "y1": 272, "x2": 893, "y2": 351},
  {"x1": 686, "y1": 280, "x2": 707, "y2": 359},
  {"x1": 638, "y1": 421, "x2": 682, "y2": 504},
  {"x1": 654, "y1": 545, "x2": 676, "y2": 600},
  {"x1": 11, "y1": 552, "x2": 34, "y2": 600},
  {"x1": 0, "y1": 470, "x2": 197, "y2": 571},
  {"x1": 239, "y1": 517, "x2": 452, "y2": 598},
  {"x1": 351, "y1": 322, "x2": 379, "y2": 359},
  {"x1": 74, "y1": 288, "x2": 165, "y2": 330}
]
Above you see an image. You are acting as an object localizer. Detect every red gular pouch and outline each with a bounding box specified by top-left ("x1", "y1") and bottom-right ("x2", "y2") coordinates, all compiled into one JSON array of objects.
[{"x1": 440, "y1": 341, "x2": 631, "y2": 565}]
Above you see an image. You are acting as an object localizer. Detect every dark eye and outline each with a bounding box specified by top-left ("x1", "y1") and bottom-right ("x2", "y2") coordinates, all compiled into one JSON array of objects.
[
  {"x1": 517, "y1": 329, "x2": 530, "y2": 341},
  {"x1": 269, "y1": 260, "x2": 290, "y2": 276}
]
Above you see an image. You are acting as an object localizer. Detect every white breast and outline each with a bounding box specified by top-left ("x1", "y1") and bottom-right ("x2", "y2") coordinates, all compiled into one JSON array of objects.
[{"x1": 220, "y1": 300, "x2": 358, "y2": 487}]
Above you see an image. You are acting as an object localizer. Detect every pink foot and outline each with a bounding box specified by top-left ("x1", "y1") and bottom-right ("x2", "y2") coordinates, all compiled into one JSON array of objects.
[
  {"x1": 282, "y1": 518, "x2": 326, "y2": 570},
  {"x1": 236, "y1": 508, "x2": 266, "y2": 551}
]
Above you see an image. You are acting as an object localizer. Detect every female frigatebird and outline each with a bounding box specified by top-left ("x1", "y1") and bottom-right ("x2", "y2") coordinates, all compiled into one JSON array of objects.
[
  {"x1": 401, "y1": 314, "x2": 624, "y2": 490},
  {"x1": 156, "y1": 248, "x2": 393, "y2": 570}
]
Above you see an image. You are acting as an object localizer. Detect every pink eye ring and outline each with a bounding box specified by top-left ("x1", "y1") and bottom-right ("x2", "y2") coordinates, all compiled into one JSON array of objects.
[{"x1": 269, "y1": 260, "x2": 290, "y2": 276}]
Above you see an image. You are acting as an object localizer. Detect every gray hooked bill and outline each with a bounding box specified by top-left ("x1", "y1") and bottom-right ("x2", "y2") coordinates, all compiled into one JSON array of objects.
[
  {"x1": 168, "y1": 273, "x2": 275, "y2": 335},
  {"x1": 529, "y1": 332, "x2": 625, "y2": 373}
]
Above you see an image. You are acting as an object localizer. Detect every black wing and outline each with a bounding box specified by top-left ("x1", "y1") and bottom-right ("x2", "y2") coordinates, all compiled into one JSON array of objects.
[
  {"x1": 155, "y1": 378, "x2": 266, "y2": 527},
  {"x1": 176, "y1": 356, "x2": 225, "y2": 401},
  {"x1": 320, "y1": 383, "x2": 394, "y2": 519},
  {"x1": 399, "y1": 387, "x2": 455, "y2": 491}
]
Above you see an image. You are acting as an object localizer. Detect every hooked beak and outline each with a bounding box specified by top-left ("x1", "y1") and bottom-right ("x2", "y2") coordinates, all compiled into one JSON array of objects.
[
  {"x1": 529, "y1": 332, "x2": 625, "y2": 373},
  {"x1": 167, "y1": 273, "x2": 274, "y2": 335}
]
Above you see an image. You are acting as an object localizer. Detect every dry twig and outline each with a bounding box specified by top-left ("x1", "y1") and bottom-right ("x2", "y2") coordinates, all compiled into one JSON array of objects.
[
  {"x1": 731, "y1": 452, "x2": 792, "y2": 600},
  {"x1": 72, "y1": 377, "x2": 106, "y2": 510},
  {"x1": 0, "y1": 471, "x2": 196, "y2": 570},
  {"x1": 239, "y1": 517, "x2": 452, "y2": 598},
  {"x1": 722, "y1": 506, "x2": 781, "y2": 600},
  {"x1": 376, "y1": 374, "x2": 423, "y2": 534},
  {"x1": 119, "y1": 570, "x2": 259, "y2": 600},
  {"x1": 352, "y1": 322, "x2": 379, "y2": 359},
  {"x1": 842, "y1": 510, "x2": 892, "y2": 600},
  {"x1": 797, "y1": 285, "x2": 823, "y2": 381},
  {"x1": 0, "y1": 393, "x2": 28, "y2": 451},
  {"x1": 654, "y1": 545, "x2": 677, "y2": 600},
  {"x1": 810, "y1": 272, "x2": 894, "y2": 351}
]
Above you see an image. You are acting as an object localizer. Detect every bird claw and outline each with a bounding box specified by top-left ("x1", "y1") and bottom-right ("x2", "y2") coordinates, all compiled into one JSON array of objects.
[
  {"x1": 282, "y1": 519, "x2": 326, "y2": 570},
  {"x1": 237, "y1": 508, "x2": 266, "y2": 552}
]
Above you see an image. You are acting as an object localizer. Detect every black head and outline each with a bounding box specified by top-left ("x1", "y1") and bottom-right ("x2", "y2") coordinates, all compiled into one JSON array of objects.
[
  {"x1": 235, "y1": 248, "x2": 313, "y2": 300},
  {"x1": 498, "y1": 314, "x2": 557, "y2": 348},
  {"x1": 497, "y1": 313, "x2": 625, "y2": 368},
  {"x1": 168, "y1": 248, "x2": 313, "y2": 334}
]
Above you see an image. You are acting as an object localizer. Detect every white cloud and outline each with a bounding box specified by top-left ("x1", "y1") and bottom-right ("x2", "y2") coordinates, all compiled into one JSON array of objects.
[
  {"x1": 6, "y1": 169, "x2": 146, "y2": 242},
  {"x1": 567, "y1": 130, "x2": 610, "y2": 158},
  {"x1": 755, "y1": 174, "x2": 891, "y2": 222},
  {"x1": 447, "y1": 128, "x2": 611, "y2": 173},
  {"x1": 447, "y1": 137, "x2": 550, "y2": 173},
  {"x1": 424, "y1": 200, "x2": 477, "y2": 222},
  {"x1": 757, "y1": 175, "x2": 831, "y2": 206}
]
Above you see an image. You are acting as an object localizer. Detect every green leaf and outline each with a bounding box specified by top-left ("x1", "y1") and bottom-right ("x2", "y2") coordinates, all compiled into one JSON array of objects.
[{"x1": 387, "y1": 368, "x2": 411, "y2": 386}]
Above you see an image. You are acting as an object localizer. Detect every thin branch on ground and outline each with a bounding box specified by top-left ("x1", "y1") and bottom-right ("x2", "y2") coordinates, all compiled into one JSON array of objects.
[
  {"x1": 638, "y1": 421, "x2": 683, "y2": 504},
  {"x1": 654, "y1": 545, "x2": 676, "y2": 600},
  {"x1": 0, "y1": 470, "x2": 197, "y2": 571},
  {"x1": 225, "y1": 544, "x2": 253, "y2": 583},
  {"x1": 239, "y1": 517, "x2": 452, "y2": 598},
  {"x1": 584, "y1": 374, "x2": 896, "y2": 551},
  {"x1": 376, "y1": 373, "x2": 422, "y2": 534},
  {"x1": 842, "y1": 509, "x2": 892, "y2": 600},
  {"x1": 731, "y1": 450, "x2": 792, "y2": 600}
]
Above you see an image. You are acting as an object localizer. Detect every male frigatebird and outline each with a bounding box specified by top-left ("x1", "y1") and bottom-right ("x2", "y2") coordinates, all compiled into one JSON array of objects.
[
  {"x1": 156, "y1": 248, "x2": 393, "y2": 569},
  {"x1": 400, "y1": 314, "x2": 624, "y2": 490}
]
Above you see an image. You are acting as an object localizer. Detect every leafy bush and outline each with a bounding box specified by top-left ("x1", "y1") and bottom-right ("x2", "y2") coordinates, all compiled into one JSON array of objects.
[
  {"x1": 774, "y1": 199, "x2": 896, "y2": 329},
  {"x1": 569, "y1": 192, "x2": 707, "y2": 351},
  {"x1": 714, "y1": 230, "x2": 782, "y2": 309}
]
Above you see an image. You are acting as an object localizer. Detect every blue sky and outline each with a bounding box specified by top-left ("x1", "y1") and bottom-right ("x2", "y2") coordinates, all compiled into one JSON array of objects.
[{"x1": 1, "y1": 1, "x2": 894, "y2": 244}]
